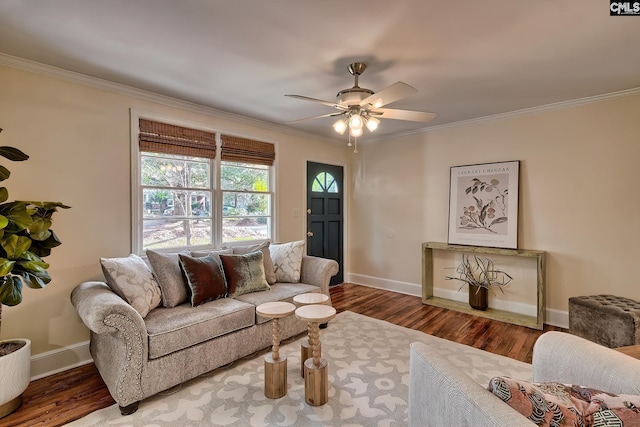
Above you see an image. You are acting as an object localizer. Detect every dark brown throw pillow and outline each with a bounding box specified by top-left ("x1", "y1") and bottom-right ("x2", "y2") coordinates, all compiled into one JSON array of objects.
[
  {"x1": 219, "y1": 251, "x2": 270, "y2": 297},
  {"x1": 178, "y1": 254, "x2": 228, "y2": 307}
]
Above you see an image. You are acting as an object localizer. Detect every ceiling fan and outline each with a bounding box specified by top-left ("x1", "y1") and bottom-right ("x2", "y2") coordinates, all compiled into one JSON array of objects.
[{"x1": 285, "y1": 62, "x2": 436, "y2": 142}]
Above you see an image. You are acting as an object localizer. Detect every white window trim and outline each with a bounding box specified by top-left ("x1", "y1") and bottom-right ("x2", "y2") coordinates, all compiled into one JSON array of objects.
[{"x1": 130, "y1": 109, "x2": 276, "y2": 254}]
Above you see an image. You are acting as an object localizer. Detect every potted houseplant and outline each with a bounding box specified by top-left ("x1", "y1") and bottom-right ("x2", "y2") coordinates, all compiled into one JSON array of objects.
[
  {"x1": 0, "y1": 128, "x2": 69, "y2": 418},
  {"x1": 445, "y1": 254, "x2": 512, "y2": 310}
]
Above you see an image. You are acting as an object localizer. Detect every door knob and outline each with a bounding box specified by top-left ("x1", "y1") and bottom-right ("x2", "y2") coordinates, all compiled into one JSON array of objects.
[
  {"x1": 307, "y1": 231, "x2": 314, "y2": 237},
  {"x1": 307, "y1": 209, "x2": 312, "y2": 214}
]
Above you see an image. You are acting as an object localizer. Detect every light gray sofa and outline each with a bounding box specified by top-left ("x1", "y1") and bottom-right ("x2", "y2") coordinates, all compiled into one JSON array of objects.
[
  {"x1": 71, "y1": 255, "x2": 338, "y2": 415},
  {"x1": 409, "y1": 331, "x2": 640, "y2": 426}
]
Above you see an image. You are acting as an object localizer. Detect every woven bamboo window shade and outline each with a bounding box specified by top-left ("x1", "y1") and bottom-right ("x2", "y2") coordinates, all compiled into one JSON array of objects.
[
  {"x1": 139, "y1": 119, "x2": 217, "y2": 159},
  {"x1": 220, "y1": 135, "x2": 275, "y2": 166}
]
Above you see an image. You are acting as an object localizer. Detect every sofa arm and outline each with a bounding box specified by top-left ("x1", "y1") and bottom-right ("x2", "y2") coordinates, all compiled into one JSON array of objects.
[
  {"x1": 71, "y1": 281, "x2": 147, "y2": 336},
  {"x1": 532, "y1": 331, "x2": 640, "y2": 394},
  {"x1": 409, "y1": 342, "x2": 533, "y2": 427},
  {"x1": 300, "y1": 255, "x2": 339, "y2": 296}
]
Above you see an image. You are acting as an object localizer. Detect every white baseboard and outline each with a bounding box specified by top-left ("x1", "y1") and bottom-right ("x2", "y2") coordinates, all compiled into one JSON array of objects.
[
  {"x1": 346, "y1": 273, "x2": 568, "y2": 329},
  {"x1": 347, "y1": 273, "x2": 422, "y2": 297},
  {"x1": 30, "y1": 340, "x2": 92, "y2": 381}
]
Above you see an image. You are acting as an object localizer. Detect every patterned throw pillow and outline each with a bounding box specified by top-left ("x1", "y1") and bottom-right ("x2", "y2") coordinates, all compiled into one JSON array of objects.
[
  {"x1": 219, "y1": 251, "x2": 270, "y2": 297},
  {"x1": 488, "y1": 376, "x2": 640, "y2": 426},
  {"x1": 100, "y1": 254, "x2": 162, "y2": 318},
  {"x1": 230, "y1": 241, "x2": 276, "y2": 285},
  {"x1": 270, "y1": 240, "x2": 305, "y2": 283},
  {"x1": 178, "y1": 254, "x2": 228, "y2": 307}
]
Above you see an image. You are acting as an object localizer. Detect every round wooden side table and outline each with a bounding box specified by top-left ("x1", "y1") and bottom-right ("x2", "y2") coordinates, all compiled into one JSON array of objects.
[
  {"x1": 293, "y1": 293, "x2": 331, "y2": 378},
  {"x1": 256, "y1": 301, "x2": 296, "y2": 399},
  {"x1": 295, "y1": 304, "x2": 336, "y2": 406}
]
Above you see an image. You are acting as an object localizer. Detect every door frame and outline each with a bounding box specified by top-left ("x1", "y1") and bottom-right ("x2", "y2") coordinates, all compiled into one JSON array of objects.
[{"x1": 303, "y1": 158, "x2": 348, "y2": 283}]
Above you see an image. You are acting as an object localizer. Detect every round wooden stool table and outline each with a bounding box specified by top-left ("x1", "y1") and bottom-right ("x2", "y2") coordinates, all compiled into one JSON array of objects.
[
  {"x1": 256, "y1": 301, "x2": 296, "y2": 399},
  {"x1": 295, "y1": 304, "x2": 336, "y2": 406},
  {"x1": 293, "y1": 293, "x2": 330, "y2": 378}
]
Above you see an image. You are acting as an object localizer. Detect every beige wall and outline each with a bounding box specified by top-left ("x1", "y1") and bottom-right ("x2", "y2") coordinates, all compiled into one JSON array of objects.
[
  {"x1": 349, "y1": 93, "x2": 640, "y2": 316},
  {"x1": 0, "y1": 65, "x2": 348, "y2": 356}
]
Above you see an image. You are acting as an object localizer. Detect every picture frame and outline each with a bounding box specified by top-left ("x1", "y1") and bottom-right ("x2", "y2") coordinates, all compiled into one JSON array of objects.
[{"x1": 447, "y1": 160, "x2": 520, "y2": 249}]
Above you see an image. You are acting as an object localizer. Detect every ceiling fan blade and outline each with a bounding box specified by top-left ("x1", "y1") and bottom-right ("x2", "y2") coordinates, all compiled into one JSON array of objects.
[
  {"x1": 285, "y1": 94, "x2": 346, "y2": 110},
  {"x1": 359, "y1": 82, "x2": 417, "y2": 108},
  {"x1": 372, "y1": 108, "x2": 436, "y2": 122},
  {"x1": 286, "y1": 111, "x2": 345, "y2": 124}
]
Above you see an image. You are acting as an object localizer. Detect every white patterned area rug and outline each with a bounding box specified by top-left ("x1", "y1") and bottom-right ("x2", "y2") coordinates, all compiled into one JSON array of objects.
[{"x1": 67, "y1": 311, "x2": 531, "y2": 427}]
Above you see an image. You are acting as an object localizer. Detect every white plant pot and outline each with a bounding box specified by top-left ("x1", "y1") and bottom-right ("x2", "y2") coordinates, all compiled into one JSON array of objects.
[{"x1": 0, "y1": 338, "x2": 31, "y2": 418}]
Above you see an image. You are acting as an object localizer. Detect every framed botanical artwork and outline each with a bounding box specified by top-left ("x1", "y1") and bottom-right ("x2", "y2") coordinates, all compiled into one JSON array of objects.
[{"x1": 447, "y1": 160, "x2": 520, "y2": 249}]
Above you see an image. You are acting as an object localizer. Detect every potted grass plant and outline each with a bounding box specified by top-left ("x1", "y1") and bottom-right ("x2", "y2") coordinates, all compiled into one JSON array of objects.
[
  {"x1": 0, "y1": 128, "x2": 69, "y2": 418},
  {"x1": 445, "y1": 254, "x2": 512, "y2": 310}
]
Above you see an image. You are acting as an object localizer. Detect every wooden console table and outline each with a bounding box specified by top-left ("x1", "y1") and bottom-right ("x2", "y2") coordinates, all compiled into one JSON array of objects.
[{"x1": 422, "y1": 242, "x2": 546, "y2": 330}]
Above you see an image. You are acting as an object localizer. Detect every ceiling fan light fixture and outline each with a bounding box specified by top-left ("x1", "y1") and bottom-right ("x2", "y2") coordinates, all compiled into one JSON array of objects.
[
  {"x1": 349, "y1": 113, "x2": 363, "y2": 130},
  {"x1": 365, "y1": 116, "x2": 380, "y2": 132},
  {"x1": 350, "y1": 126, "x2": 363, "y2": 137},
  {"x1": 333, "y1": 118, "x2": 348, "y2": 135}
]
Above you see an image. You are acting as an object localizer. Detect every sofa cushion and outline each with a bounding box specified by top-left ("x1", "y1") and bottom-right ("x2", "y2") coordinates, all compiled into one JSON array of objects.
[
  {"x1": 270, "y1": 240, "x2": 305, "y2": 283},
  {"x1": 219, "y1": 251, "x2": 270, "y2": 297},
  {"x1": 145, "y1": 298, "x2": 256, "y2": 359},
  {"x1": 235, "y1": 282, "x2": 320, "y2": 324},
  {"x1": 178, "y1": 254, "x2": 227, "y2": 307},
  {"x1": 100, "y1": 254, "x2": 162, "y2": 318},
  {"x1": 488, "y1": 376, "x2": 640, "y2": 426},
  {"x1": 230, "y1": 241, "x2": 276, "y2": 285}
]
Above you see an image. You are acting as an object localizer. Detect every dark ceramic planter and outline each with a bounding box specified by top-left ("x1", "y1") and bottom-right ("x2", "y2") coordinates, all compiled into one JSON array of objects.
[{"x1": 468, "y1": 284, "x2": 488, "y2": 311}]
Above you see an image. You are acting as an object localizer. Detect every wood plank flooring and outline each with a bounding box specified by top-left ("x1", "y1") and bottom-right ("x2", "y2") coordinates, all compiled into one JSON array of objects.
[{"x1": 0, "y1": 283, "x2": 566, "y2": 427}]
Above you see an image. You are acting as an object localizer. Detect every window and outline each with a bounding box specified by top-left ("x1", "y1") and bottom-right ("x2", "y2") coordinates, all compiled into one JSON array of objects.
[
  {"x1": 220, "y1": 134, "x2": 275, "y2": 244},
  {"x1": 312, "y1": 172, "x2": 338, "y2": 193},
  {"x1": 141, "y1": 153, "x2": 213, "y2": 249},
  {"x1": 221, "y1": 161, "x2": 271, "y2": 242},
  {"x1": 133, "y1": 116, "x2": 275, "y2": 253}
]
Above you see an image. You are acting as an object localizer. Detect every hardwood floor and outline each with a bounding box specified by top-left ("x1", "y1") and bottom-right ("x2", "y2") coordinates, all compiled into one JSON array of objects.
[{"x1": 0, "y1": 283, "x2": 566, "y2": 427}]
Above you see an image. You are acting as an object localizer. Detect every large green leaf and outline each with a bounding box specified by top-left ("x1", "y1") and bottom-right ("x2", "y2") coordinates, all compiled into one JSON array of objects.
[
  {"x1": 0, "y1": 258, "x2": 15, "y2": 276},
  {"x1": 18, "y1": 269, "x2": 50, "y2": 289},
  {"x1": 0, "y1": 202, "x2": 33, "y2": 232},
  {"x1": 0, "y1": 187, "x2": 8, "y2": 203},
  {"x1": 28, "y1": 217, "x2": 52, "y2": 235},
  {"x1": 0, "y1": 165, "x2": 9, "y2": 182},
  {"x1": 22, "y1": 201, "x2": 71, "y2": 212},
  {"x1": 0, "y1": 146, "x2": 29, "y2": 162},
  {"x1": 28, "y1": 229, "x2": 61, "y2": 257},
  {"x1": 0, "y1": 214, "x2": 8, "y2": 230},
  {"x1": 0, "y1": 276, "x2": 22, "y2": 306},
  {"x1": 1, "y1": 234, "x2": 32, "y2": 259},
  {"x1": 17, "y1": 259, "x2": 49, "y2": 274}
]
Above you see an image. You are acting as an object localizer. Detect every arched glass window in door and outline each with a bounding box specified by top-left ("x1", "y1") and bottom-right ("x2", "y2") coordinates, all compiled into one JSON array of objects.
[{"x1": 312, "y1": 172, "x2": 338, "y2": 193}]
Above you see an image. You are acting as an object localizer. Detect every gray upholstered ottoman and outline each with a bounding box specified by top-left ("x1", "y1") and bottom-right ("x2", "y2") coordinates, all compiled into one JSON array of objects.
[{"x1": 569, "y1": 295, "x2": 640, "y2": 348}]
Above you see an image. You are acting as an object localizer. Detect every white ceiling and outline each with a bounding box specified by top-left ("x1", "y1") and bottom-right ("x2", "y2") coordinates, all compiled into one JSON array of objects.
[{"x1": 1, "y1": 0, "x2": 639, "y2": 141}]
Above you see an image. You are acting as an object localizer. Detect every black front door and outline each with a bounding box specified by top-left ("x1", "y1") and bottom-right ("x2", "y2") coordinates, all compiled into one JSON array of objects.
[{"x1": 306, "y1": 161, "x2": 344, "y2": 285}]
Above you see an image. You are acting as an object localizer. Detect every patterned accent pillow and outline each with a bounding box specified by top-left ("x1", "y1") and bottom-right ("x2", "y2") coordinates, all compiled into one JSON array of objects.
[
  {"x1": 219, "y1": 251, "x2": 270, "y2": 297},
  {"x1": 488, "y1": 376, "x2": 640, "y2": 426},
  {"x1": 100, "y1": 254, "x2": 162, "y2": 318},
  {"x1": 230, "y1": 241, "x2": 276, "y2": 285},
  {"x1": 178, "y1": 254, "x2": 228, "y2": 307},
  {"x1": 270, "y1": 240, "x2": 305, "y2": 283}
]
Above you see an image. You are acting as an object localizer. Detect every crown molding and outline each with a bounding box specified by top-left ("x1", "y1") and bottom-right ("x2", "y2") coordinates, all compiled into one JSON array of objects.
[
  {"x1": 368, "y1": 86, "x2": 640, "y2": 142},
  {"x1": 0, "y1": 53, "x2": 338, "y2": 145},
  {"x1": 3, "y1": 52, "x2": 638, "y2": 145}
]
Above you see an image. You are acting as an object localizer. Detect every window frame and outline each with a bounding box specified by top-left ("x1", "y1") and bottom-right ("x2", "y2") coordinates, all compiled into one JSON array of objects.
[{"x1": 130, "y1": 110, "x2": 275, "y2": 254}]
